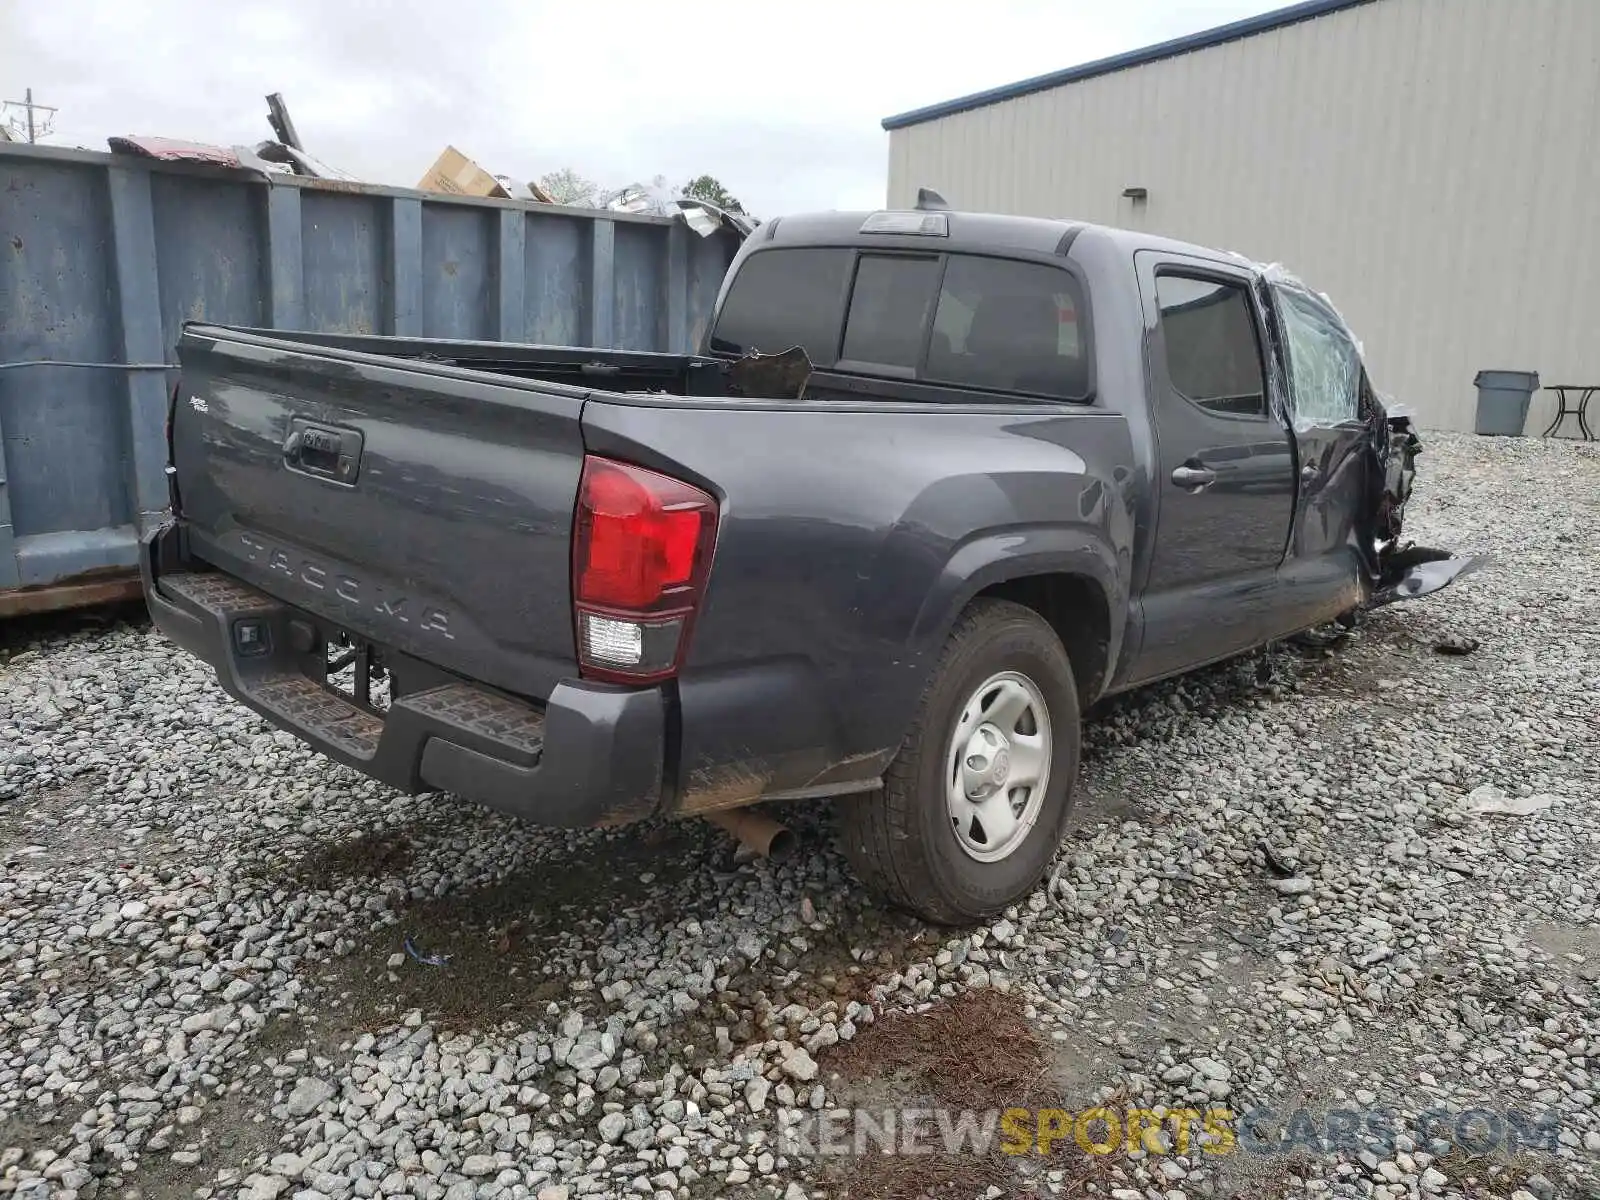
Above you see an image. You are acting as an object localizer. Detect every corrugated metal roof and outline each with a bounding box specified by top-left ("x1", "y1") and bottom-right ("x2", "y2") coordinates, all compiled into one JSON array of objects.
[{"x1": 881, "y1": 0, "x2": 1380, "y2": 130}]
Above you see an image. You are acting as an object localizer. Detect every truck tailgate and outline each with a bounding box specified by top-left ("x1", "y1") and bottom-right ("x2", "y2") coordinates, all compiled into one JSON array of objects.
[{"x1": 171, "y1": 325, "x2": 586, "y2": 700}]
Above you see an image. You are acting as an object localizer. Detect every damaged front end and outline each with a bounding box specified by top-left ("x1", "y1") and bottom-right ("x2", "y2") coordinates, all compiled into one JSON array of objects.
[
  {"x1": 1254, "y1": 262, "x2": 1483, "y2": 612},
  {"x1": 1362, "y1": 403, "x2": 1485, "y2": 607}
]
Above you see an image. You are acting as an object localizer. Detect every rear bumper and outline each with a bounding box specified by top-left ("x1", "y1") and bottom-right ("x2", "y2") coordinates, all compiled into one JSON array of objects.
[{"x1": 141, "y1": 523, "x2": 664, "y2": 827}]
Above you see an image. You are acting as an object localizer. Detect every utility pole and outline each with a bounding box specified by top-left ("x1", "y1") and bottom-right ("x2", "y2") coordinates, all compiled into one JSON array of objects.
[{"x1": 2, "y1": 87, "x2": 58, "y2": 143}]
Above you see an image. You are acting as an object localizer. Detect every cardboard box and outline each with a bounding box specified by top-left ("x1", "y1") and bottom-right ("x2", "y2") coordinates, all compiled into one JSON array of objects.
[{"x1": 416, "y1": 146, "x2": 509, "y2": 198}]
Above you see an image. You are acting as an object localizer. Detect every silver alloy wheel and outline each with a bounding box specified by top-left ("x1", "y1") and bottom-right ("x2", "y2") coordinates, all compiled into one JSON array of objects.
[{"x1": 944, "y1": 670, "x2": 1052, "y2": 863}]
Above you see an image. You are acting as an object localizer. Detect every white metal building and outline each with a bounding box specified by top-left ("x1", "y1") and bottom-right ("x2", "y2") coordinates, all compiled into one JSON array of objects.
[{"x1": 883, "y1": 0, "x2": 1600, "y2": 433}]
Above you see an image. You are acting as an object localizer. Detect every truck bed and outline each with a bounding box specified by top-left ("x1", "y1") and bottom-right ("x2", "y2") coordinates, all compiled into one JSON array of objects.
[
  {"x1": 217, "y1": 326, "x2": 733, "y2": 396},
  {"x1": 156, "y1": 322, "x2": 1134, "y2": 821}
]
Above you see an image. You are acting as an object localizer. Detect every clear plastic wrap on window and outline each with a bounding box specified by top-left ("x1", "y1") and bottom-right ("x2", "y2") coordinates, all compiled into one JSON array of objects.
[{"x1": 1257, "y1": 263, "x2": 1363, "y2": 430}]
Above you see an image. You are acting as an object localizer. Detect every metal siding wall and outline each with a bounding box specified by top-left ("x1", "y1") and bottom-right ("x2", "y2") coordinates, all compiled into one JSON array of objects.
[
  {"x1": 687, "y1": 229, "x2": 733, "y2": 353},
  {"x1": 0, "y1": 157, "x2": 124, "y2": 584},
  {"x1": 301, "y1": 191, "x2": 385, "y2": 335},
  {"x1": 151, "y1": 173, "x2": 267, "y2": 344},
  {"x1": 521, "y1": 213, "x2": 586, "y2": 346},
  {"x1": 421, "y1": 202, "x2": 495, "y2": 340},
  {"x1": 386, "y1": 198, "x2": 424, "y2": 336},
  {"x1": 613, "y1": 222, "x2": 665, "y2": 352},
  {"x1": 0, "y1": 144, "x2": 742, "y2": 607},
  {"x1": 888, "y1": 0, "x2": 1600, "y2": 432},
  {"x1": 109, "y1": 168, "x2": 173, "y2": 565}
]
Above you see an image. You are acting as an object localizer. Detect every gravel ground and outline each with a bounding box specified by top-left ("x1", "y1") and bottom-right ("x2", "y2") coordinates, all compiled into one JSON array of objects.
[{"x1": 2, "y1": 431, "x2": 1597, "y2": 1200}]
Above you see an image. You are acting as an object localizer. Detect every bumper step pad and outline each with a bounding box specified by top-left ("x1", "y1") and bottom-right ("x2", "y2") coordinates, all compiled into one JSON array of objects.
[
  {"x1": 251, "y1": 674, "x2": 385, "y2": 759},
  {"x1": 159, "y1": 571, "x2": 277, "y2": 616},
  {"x1": 397, "y1": 683, "x2": 545, "y2": 760},
  {"x1": 154, "y1": 570, "x2": 544, "y2": 772}
]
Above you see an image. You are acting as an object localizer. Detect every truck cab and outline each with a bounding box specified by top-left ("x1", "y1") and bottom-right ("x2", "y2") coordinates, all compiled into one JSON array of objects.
[{"x1": 705, "y1": 209, "x2": 1396, "y2": 684}]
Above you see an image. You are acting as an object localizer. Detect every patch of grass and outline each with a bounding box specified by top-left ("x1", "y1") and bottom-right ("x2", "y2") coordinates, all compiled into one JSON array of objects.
[
  {"x1": 293, "y1": 829, "x2": 415, "y2": 885},
  {"x1": 823, "y1": 1133, "x2": 1129, "y2": 1200},
  {"x1": 830, "y1": 1149, "x2": 1012, "y2": 1200},
  {"x1": 822, "y1": 988, "x2": 1061, "y2": 1112},
  {"x1": 815, "y1": 988, "x2": 1095, "y2": 1200},
  {"x1": 290, "y1": 815, "x2": 932, "y2": 1043},
  {"x1": 1216, "y1": 1167, "x2": 1314, "y2": 1199},
  {"x1": 298, "y1": 820, "x2": 733, "y2": 1035},
  {"x1": 1430, "y1": 1146, "x2": 1553, "y2": 1199}
]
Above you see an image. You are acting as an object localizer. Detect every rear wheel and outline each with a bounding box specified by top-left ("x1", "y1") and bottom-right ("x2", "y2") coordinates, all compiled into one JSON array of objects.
[{"x1": 840, "y1": 598, "x2": 1080, "y2": 924}]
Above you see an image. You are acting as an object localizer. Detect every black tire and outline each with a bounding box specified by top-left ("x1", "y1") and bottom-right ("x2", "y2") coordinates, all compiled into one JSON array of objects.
[{"x1": 839, "y1": 598, "x2": 1081, "y2": 925}]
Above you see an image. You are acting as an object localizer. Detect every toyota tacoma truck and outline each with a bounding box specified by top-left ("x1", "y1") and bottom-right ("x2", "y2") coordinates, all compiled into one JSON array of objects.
[{"x1": 142, "y1": 205, "x2": 1472, "y2": 924}]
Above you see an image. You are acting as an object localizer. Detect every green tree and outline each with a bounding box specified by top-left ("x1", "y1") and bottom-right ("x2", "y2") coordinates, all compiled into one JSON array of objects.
[
  {"x1": 538, "y1": 168, "x2": 601, "y2": 207},
  {"x1": 680, "y1": 174, "x2": 744, "y2": 214}
]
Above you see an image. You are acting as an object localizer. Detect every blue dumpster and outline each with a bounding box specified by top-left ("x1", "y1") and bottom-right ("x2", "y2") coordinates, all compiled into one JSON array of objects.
[{"x1": 0, "y1": 142, "x2": 743, "y2": 615}]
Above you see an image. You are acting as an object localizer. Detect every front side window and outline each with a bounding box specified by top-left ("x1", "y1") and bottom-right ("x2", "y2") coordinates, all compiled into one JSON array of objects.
[
  {"x1": 926, "y1": 256, "x2": 1089, "y2": 399},
  {"x1": 1274, "y1": 285, "x2": 1361, "y2": 425},
  {"x1": 708, "y1": 248, "x2": 852, "y2": 365},
  {"x1": 1155, "y1": 273, "x2": 1267, "y2": 418}
]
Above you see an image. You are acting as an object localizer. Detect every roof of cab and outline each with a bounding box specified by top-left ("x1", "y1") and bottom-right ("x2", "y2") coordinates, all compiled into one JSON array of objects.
[
  {"x1": 760, "y1": 210, "x2": 1081, "y2": 257},
  {"x1": 759, "y1": 209, "x2": 1262, "y2": 273}
]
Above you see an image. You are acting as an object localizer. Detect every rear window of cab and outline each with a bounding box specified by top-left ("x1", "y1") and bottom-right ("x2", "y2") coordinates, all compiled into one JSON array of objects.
[{"x1": 708, "y1": 247, "x2": 1091, "y2": 401}]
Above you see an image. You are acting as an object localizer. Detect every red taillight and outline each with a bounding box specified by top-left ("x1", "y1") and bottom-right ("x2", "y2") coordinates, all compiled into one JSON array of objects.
[
  {"x1": 573, "y1": 456, "x2": 718, "y2": 682},
  {"x1": 577, "y1": 459, "x2": 711, "y2": 609}
]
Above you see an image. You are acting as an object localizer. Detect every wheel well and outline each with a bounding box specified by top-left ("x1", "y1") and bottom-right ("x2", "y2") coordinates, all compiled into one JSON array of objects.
[{"x1": 978, "y1": 574, "x2": 1111, "y2": 706}]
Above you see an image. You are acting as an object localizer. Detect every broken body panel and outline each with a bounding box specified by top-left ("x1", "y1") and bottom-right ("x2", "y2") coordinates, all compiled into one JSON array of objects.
[{"x1": 1251, "y1": 265, "x2": 1477, "y2": 613}]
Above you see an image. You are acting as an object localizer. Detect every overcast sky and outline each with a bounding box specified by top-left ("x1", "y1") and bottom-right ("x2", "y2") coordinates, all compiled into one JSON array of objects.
[{"x1": 3, "y1": 0, "x2": 1281, "y2": 215}]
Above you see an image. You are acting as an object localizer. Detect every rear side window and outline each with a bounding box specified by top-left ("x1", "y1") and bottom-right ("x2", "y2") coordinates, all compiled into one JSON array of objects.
[
  {"x1": 709, "y1": 248, "x2": 852, "y2": 364},
  {"x1": 1155, "y1": 273, "x2": 1267, "y2": 417},
  {"x1": 927, "y1": 257, "x2": 1089, "y2": 399},
  {"x1": 840, "y1": 254, "x2": 941, "y2": 370},
  {"x1": 710, "y1": 246, "x2": 1094, "y2": 401}
]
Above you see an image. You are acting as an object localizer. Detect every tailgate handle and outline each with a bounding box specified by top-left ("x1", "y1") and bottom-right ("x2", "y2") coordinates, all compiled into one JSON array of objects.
[{"x1": 284, "y1": 419, "x2": 363, "y2": 485}]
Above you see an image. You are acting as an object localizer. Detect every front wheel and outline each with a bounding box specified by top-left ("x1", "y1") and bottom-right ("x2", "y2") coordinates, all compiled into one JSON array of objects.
[{"x1": 840, "y1": 599, "x2": 1081, "y2": 924}]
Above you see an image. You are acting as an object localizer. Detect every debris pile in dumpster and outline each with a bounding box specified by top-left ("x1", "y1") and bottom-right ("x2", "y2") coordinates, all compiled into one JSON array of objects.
[
  {"x1": 107, "y1": 91, "x2": 351, "y2": 179},
  {"x1": 104, "y1": 91, "x2": 753, "y2": 240}
]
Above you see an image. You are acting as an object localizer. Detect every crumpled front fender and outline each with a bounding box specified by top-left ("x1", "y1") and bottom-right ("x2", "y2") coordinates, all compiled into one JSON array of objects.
[
  {"x1": 1370, "y1": 548, "x2": 1489, "y2": 607},
  {"x1": 1362, "y1": 406, "x2": 1486, "y2": 608}
]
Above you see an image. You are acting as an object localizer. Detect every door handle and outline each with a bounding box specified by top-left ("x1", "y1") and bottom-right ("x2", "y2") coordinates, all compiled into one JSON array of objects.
[{"x1": 1171, "y1": 464, "x2": 1217, "y2": 491}]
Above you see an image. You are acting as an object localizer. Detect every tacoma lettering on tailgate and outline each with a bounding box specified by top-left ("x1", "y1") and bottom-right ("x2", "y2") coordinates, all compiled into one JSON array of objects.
[{"x1": 237, "y1": 532, "x2": 455, "y2": 639}]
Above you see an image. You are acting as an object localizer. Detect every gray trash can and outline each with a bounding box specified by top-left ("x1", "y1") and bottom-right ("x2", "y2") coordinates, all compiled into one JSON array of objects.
[{"x1": 1473, "y1": 369, "x2": 1540, "y2": 436}]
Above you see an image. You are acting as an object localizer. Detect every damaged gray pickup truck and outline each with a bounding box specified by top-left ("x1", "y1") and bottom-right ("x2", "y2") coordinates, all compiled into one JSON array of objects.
[{"x1": 142, "y1": 205, "x2": 1476, "y2": 923}]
